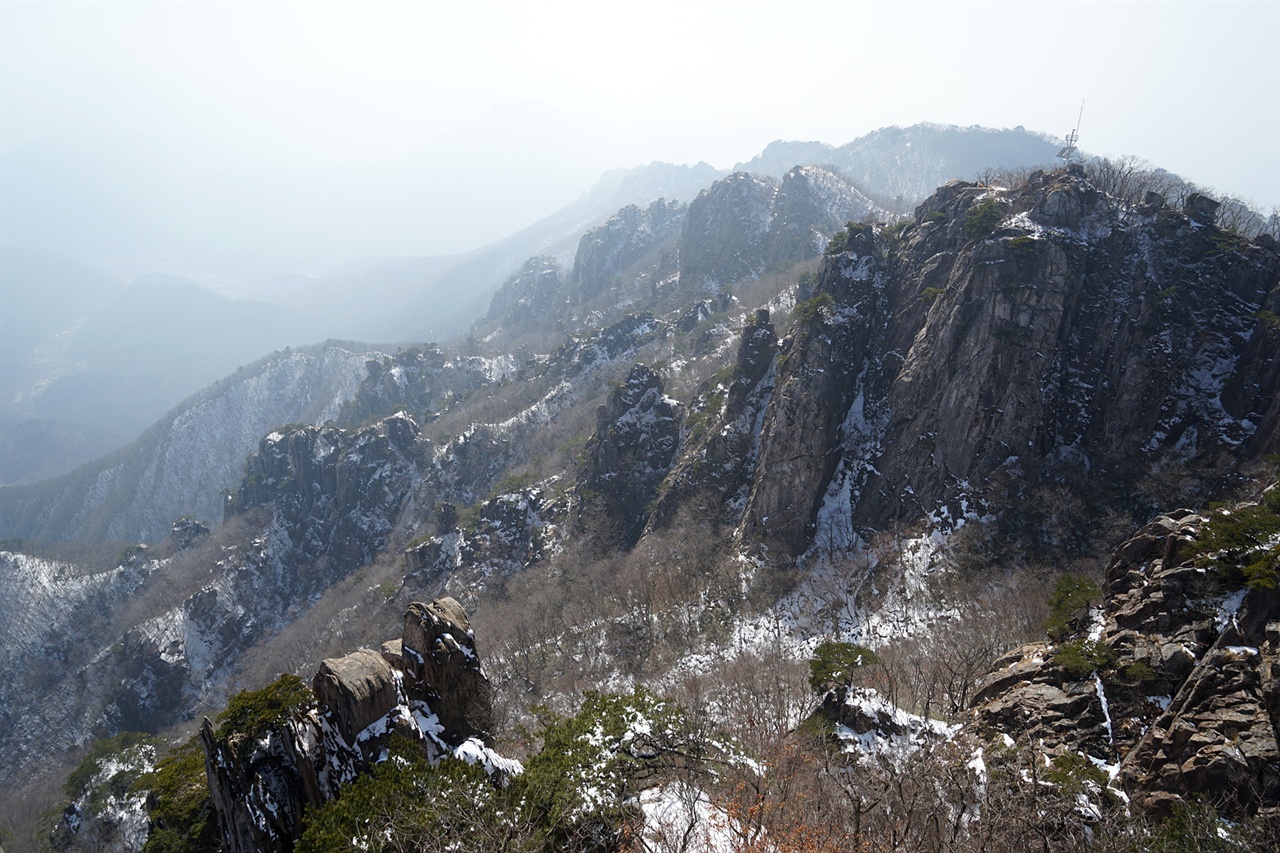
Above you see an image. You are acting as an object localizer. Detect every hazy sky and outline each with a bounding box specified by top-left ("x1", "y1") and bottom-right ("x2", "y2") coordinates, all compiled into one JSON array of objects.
[{"x1": 3, "y1": 0, "x2": 1278, "y2": 261}]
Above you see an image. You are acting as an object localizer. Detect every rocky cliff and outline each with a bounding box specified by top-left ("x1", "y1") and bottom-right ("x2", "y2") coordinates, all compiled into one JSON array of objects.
[
  {"x1": 729, "y1": 167, "x2": 1280, "y2": 558},
  {"x1": 201, "y1": 597, "x2": 515, "y2": 852},
  {"x1": 486, "y1": 256, "x2": 567, "y2": 331},
  {"x1": 478, "y1": 168, "x2": 872, "y2": 349},
  {"x1": 0, "y1": 412, "x2": 429, "y2": 795},
  {"x1": 569, "y1": 198, "x2": 685, "y2": 306},
  {"x1": 649, "y1": 307, "x2": 778, "y2": 530},
  {"x1": 965, "y1": 489, "x2": 1280, "y2": 820},
  {"x1": 226, "y1": 412, "x2": 424, "y2": 568},
  {"x1": 679, "y1": 167, "x2": 885, "y2": 288},
  {"x1": 334, "y1": 346, "x2": 508, "y2": 429},
  {"x1": 576, "y1": 364, "x2": 684, "y2": 548}
]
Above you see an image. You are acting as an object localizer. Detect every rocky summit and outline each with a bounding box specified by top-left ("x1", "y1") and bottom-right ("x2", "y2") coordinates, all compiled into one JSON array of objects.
[{"x1": 735, "y1": 166, "x2": 1280, "y2": 555}]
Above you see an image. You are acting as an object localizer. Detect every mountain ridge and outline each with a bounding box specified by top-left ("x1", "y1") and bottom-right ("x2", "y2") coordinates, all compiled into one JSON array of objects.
[{"x1": 6, "y1": 135, "x2": 1280, "y2": 849}]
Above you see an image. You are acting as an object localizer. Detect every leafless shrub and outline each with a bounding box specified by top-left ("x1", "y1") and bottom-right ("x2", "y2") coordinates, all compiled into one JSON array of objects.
[
  {"x1": 974, "y1": 165, "x2": 1040, "y2": 190},
  {"x1": 1085, "y1": 155, "x2": 1272, "y2": 237}
]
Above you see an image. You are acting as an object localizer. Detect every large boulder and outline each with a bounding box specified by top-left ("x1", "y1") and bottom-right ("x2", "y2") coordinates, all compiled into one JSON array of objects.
[
  {"x1": 202, "y1": 597, "x2": 509, "y2": 853},
  {"x1": 312, "y1": 648, "x2": 399, "y2": 745}
]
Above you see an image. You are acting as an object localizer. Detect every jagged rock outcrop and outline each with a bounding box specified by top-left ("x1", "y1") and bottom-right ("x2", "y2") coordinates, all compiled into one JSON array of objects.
[
  {"x1": 405, "y1": 485, "x2": 562, "y2": 580},
  {"x1": 739, "y1": 167, "x2": 1280, "y2": 557},
  {"x1": 170, "y1": 516, "x2": 209, "y2": 549},
  {"x1": 202, "y1": 598, "x2": 515, "y2": 853},
  {"x1": 548, "y1": 312, "x2": 669, "y2": 378},
  {"x1": 577, "y1": 364, "x2": 684, "y2": 547},
  {"x1": 335, "y1": 345, "x2": 503, "y2": 428},
  {"x1": 679, "y1": 172, "x2": 781, "y2": 286},
  {"x1": 487, "y1": 256, "x2": 566, "y2": 328},
  {"x1": 227, "y1": 412, "x2": 423, "y2": 568},
  {"x1": 650, "y1": 308, "x2": 778, "y2": 529},
  {"x1": 770, "y1": 165, "x2": 885, "y2": 264},
  {"x1": 966, "y1": 501, "x2": 1280, "y2": 819},
  {"x1": 570, "y1": 199, "x2": 685, "y2": 305},
  {"x1": 816, "y1": 685, "x2": 957, "y2": 766},
  {"x1": 680, "y1": 168, "x2": 884, "y2": 288},
  {"x1": 675, "y1": 291, "x2": 737, "y2": 334},
  {"x1": 400, "y1": 597, "x2": 494, "y2": 743},
  {"x1": 48, "y1": 736, "x2": 155, "y2": 853}
]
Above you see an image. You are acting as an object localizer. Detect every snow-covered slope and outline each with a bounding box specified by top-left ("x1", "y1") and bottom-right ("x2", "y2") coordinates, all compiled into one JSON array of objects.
[{"x1": 0, "y1": 344, "x2": 378, "y2": 543}]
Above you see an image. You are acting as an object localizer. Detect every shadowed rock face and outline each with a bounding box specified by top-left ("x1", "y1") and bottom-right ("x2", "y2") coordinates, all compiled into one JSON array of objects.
[
  {"x1": 226, "y1": 412, "x2": 423, "y2": 568},
  {"x1": 649, "y1": 308, "x2": 778, "y2": 532},
  {"x1": 576, "y1": 363, "x2": 684, "y2": 548},
  {"x1": 965, "y1": 502, "x2": 1280, "y2": 819},
  {"x1": 737, "y1": 168, "x2": 1280, "y2": 557},
  {"x1": 679, "y1": 167, "x2": 885, "y2": 288},
  {"x1": 570, "y1": 198, "x2": 685, "y2": 305},
  {"x1": 488, "y1": 256, "x2": 565, "y2": 328}
]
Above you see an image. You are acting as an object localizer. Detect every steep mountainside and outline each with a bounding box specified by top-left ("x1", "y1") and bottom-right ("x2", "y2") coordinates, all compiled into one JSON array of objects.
[
  {"x1": 0, "y1": 264, "x2": 324, "y2": 486},
  {"x1": 0, "y1": 345, "x2": 378, "y2": 543},
  {"x1": 478, "y1": 165, "x2": 883, "y2": 350},
  {"x1": 4, "y1": 126, "x2": 1076, "y2": 509},
  {"x1": 726, "y1": 167, "x2": 1279, "y2": 557},
  {"x1": 8, "y1": 162, "x2": 1279, "y2": 850}
]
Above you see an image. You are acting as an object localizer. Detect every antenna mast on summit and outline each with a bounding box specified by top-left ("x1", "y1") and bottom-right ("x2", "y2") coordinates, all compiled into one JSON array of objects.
[{"x1": 1057, "y1": 101, "x2": 1085, "y2": 162}]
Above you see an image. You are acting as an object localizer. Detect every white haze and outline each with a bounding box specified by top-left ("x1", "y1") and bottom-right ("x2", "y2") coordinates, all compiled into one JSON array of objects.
[{"x1": 3, "y1": 0, "x2": 1277, "y2": 286}]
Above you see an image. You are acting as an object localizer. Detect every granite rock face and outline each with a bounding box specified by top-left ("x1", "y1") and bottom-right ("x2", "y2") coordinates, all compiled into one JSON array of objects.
[
  {"x1": 965, "y1": 503, "x2": 1280, "y2": 819},
  {"x1": 570, "y1": 198, "x2": 685, "y2": 306},
  {"x1": 335, "y1": 345, "x2": 499, "y2": 428},
  {"x1": 680, "y1": 167, "x2": 885, "y2": 288},
  {"x1": 401, "y1": 597, "x2": 494, "y2": 743},
  {"x1": 404, "y1": 485, "x2": 560, "y2": 580},
  {"x1": 487, "y1": 255, "x2": 566, "y2": 329},
  {"x1": 651, "y1": 308, "x2": 778, "y2": 530},
  {"x1": 312, "y1": 649, "x2": 400, "y2": 745},
  {"x1": 735, "y1": 168, "x2": 1280, "y2": 557},
  {"x1": 226, "y1": 412, "x2": 423, "y2": 569},
  {"x1": 202, "y1": 598, "x2": 509, "y2": 853},
  {"x1": 576, "y1": 364, "x2": 684, "y2": 548}
]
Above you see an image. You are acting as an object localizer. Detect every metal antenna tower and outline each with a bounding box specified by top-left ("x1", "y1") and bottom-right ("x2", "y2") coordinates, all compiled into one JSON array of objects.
[{"x1": 1056, "y1": 101, "x2": 1085, "y2": 162}]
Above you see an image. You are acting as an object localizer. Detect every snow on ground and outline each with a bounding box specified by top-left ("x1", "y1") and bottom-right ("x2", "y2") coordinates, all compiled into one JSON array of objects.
[
  {"x1": 788, "y1": 524, "x2": 964, "y2": 648},
  {"x1": 635, "y1": 783, "x2": 750, "y2": 853},
  {"x1": 1215, "y1": 587, "x2": 1248, "y2": 632},
  {"x1": 835, "y1": 687, "x2": 959, "y2": 769},
  {"x1": 60, "y1": 740, "x2": 157, "y2": 851}
]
